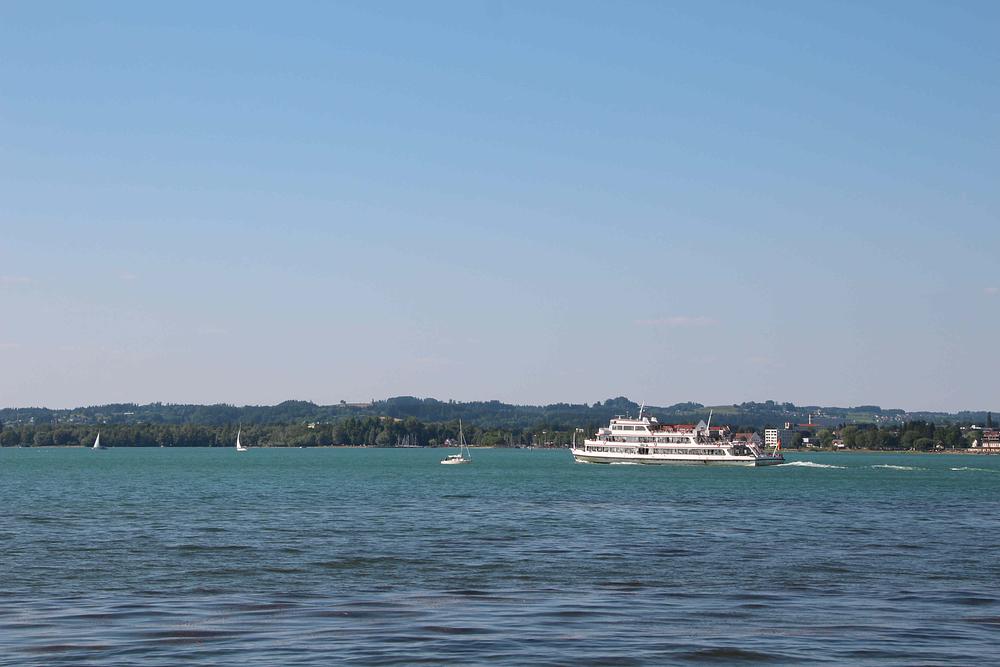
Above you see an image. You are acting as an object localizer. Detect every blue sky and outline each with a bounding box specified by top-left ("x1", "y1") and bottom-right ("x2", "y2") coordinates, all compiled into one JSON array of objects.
[{"x1": 1, "y1": 2, "x2": 997, "y2": 411}]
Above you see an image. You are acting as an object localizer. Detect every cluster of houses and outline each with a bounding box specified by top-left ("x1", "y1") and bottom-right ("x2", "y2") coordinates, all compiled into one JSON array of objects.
[
  {"x1": 728, "y1": 420, "x2": 999, "y2": 453},
  {"x1": 728, "y1": 424, "x2": 837, "y2": 449},
  {"x1": 749, "y1": 418, "x2": 843, "y2": 450}
]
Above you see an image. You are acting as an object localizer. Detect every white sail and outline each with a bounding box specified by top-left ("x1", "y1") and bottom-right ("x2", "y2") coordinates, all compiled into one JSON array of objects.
[
  {"x1": 235, "y1": 428, "x2": 247, "y2": 452},
  {"x1": 92, "y1": 433, "x2": 101, "y2": 449}
]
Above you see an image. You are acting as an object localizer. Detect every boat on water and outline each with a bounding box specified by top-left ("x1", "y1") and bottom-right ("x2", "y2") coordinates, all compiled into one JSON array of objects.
[
  {"x1": 92, "y1": 432, "x2": 106, "y2": 451},
  {"x1": 441, "y1": 420, "x2": 471, "y2": 465},
  {"x1": 235, "y1": 428, "x2": 248, "y2": 452},
  {"x1": 571, "y1": 409, "x2": 784, "y2": 466}
]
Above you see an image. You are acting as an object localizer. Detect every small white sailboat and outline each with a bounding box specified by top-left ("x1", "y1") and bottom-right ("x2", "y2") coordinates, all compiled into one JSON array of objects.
[
  {"x1": 235, "y1": 428, "x2": 248, "y2": 452},
  {"x1": 440, "y1": 420, "x2": 471, "y2": 465},
  {"x1": 92, "y1": 432, "x2": 106, "y2": 450}
]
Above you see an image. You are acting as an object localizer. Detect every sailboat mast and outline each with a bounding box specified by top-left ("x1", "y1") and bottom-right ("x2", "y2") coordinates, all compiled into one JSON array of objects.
[{"x1": 459, "y1": 419, "x2": 470, "y2": 458}]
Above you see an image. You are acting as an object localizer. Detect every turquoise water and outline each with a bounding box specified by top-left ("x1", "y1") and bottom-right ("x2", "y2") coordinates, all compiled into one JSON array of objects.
[{"x1": 2, "y1": 448, "x2": 999, "y2": 665}]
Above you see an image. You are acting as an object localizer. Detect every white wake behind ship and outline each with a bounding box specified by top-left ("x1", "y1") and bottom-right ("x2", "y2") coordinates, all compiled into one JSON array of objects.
[{"x1": 571, "y1": 409, "x2": 784, "y2": 466}]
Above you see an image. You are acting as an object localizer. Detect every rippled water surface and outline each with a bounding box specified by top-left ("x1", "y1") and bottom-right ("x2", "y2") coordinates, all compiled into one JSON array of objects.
[{"x1": 2, "y1": 448, "x2": 999, "y2": 665}]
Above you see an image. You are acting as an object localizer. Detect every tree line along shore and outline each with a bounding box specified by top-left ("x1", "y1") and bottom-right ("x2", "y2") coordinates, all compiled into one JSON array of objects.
[
  {"x1": 0, "y1": 415, "x2": 990, "y2": 451},
  {"x1": 1, "y1": 417, "x2": 555, "y2": 449},
  {"x1": 1, "y1": 397, "x2": 995, "y2": 433}
]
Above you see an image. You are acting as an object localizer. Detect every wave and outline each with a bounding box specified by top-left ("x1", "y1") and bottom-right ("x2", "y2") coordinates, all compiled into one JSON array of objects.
[
  {"x1": 951, "y1": 466, "x2": 998, "y2": 473},
  {"x1": 783, "y1": 461, "x2": 846, "y2": 469},
  {"x1": 871, "y1": 464, "x2": 922, "y2": 471}
]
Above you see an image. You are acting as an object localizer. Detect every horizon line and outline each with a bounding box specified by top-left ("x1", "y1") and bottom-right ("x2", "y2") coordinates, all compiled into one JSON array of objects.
[{"x1": 0, "y1": 396, "x2": 995, "y2": 416}]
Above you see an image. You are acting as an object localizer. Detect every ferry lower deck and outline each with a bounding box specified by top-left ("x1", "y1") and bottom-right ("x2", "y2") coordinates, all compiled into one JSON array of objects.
[{"x1": 571, "y1": 442, "x2": 785, "y2": 466}]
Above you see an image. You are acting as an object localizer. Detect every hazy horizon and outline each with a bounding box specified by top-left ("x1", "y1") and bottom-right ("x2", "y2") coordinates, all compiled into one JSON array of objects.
[
  {"x1": 2, "y1": 393, "x2": 995, "y2": 416},
  {"x1": 3, "y1": 3, "x2": 998, "y2": 412}
]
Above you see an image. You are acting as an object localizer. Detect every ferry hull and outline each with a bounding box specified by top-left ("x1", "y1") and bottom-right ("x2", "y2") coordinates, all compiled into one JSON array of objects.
[{"x1": 571, "y1": 449, "x2": 784, "y2": 467}]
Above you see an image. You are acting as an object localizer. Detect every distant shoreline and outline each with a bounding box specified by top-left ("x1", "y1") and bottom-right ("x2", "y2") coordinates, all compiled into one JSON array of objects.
[
  {"x1": 796, "y1": 448, "x2": 992, "y2": 455},
  {"x1": 5, "y1": 445, "x2": 997, "y2": 456},
  {"x1": 10, "y1": 445, "x2": 503, "y2": 450}
]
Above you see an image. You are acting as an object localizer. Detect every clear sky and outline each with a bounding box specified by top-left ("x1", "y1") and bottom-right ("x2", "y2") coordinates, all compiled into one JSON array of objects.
[{"x1": 1, "y1": 2, "x2": 998, "y2": 411}]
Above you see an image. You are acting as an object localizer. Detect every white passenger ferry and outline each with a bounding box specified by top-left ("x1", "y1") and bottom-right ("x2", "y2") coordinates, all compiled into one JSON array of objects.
[{"x1": 571, "y1": 410, "x2": 784, "y2": 466}]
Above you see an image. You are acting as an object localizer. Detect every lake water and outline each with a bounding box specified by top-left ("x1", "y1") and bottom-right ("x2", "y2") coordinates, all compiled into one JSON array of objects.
[{"x1": 2, "y1": 448, "x2": 999, "y2": 665}]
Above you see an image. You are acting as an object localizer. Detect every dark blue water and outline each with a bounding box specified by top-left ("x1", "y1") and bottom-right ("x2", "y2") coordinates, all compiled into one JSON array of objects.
[{"x1": 2, "y1": 448, "x2": 999, "y2": 665}]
